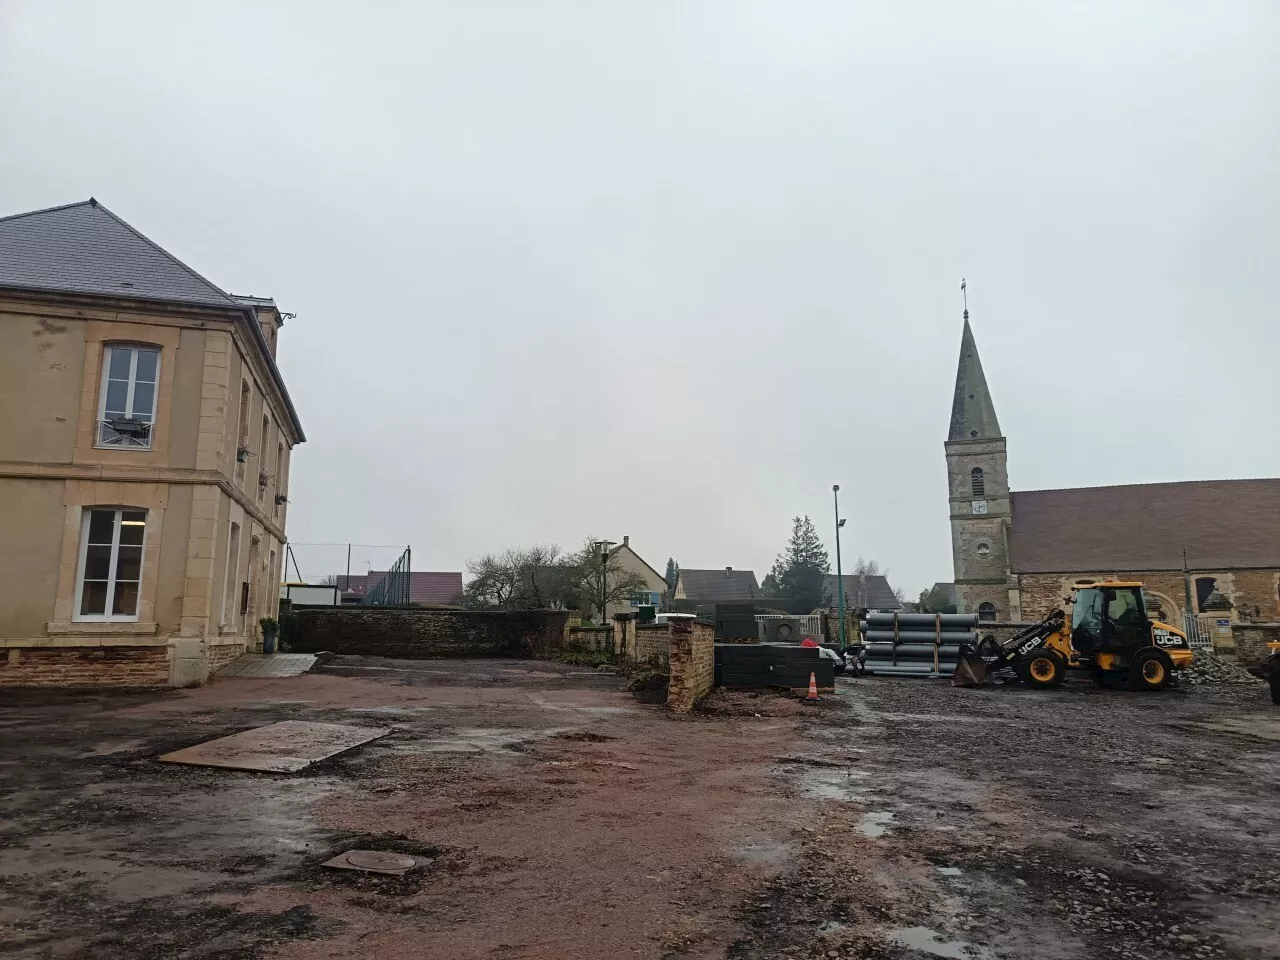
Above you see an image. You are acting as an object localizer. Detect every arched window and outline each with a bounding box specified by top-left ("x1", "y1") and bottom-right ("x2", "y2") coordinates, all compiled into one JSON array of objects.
[
  {"x1": 978, "y1": 602, "x2": 997, "y2": 622},
  {"x1": 970, "y1": 467, "x2": 985, "y2": 498}
]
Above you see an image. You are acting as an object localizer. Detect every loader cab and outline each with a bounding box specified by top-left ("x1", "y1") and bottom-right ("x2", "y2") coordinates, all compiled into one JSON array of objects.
[{"x1": 1071, "y1": 584, "x2": 1148, "y2": 655}]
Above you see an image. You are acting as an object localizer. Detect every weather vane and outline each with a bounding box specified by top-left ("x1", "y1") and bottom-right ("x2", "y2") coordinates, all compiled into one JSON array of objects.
[{"x1": 961, "y1": 277, "x2": 968, "y2": 318}]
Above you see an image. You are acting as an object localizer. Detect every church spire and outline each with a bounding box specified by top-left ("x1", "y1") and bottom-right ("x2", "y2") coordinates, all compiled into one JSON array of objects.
[{"x1": 948, "y1": 279, "x2": 1002, "y2": 442}]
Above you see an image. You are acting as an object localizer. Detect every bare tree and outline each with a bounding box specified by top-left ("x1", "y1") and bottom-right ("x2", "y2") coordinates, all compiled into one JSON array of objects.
[
  {"x1": 460, "y1": 548, "x2": 525, "y2": 609},
  {"x1": 566, "y1": 537, "x2": 650, "y2": 623}
]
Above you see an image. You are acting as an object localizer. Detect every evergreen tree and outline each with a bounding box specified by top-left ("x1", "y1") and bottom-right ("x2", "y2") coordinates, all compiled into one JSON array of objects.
[
  {"x1": 664, "y1": 557, "x2": 679, "y2": 594},
  {"x1": 769, "y1": 515, "x2": 831, "y2": 611}
]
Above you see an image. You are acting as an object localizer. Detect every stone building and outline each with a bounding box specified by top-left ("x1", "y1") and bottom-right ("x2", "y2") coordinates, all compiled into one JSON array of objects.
[
  {"x1": 946, "y1": 309, "x2": 1280, "y2": 627},
  {"x1": 0, "y1": 199, "x2": 304, "y2": 686}
]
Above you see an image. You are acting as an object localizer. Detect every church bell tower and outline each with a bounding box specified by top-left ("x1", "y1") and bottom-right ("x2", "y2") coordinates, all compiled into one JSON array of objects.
[{"x1": 945, "y1": 281, "x2": 1012, "y2": 619}]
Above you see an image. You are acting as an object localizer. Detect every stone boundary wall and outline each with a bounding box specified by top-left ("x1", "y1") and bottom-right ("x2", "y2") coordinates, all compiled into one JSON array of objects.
[
  {"x1": 289, "y1": 607, "x2": 575, "y2": 659},
  {"x1": 1232, "y1": 622, "x2": 1280, "y2": 668},
  {"x1": 567, "y1": 626, "x2": 612, "y2": 652},
  {"x1": 634, "y1": 623, "x2": 670, "y2": 666},
  {"x1": 612, "y1": 615, "x2": 638, "y2": 659},
  {"x1": 667, "y1": 619, "x2": 715, "y2": 713},
  {"x1": 0, "y1": 647, "x2": 170, "y2": 687}
]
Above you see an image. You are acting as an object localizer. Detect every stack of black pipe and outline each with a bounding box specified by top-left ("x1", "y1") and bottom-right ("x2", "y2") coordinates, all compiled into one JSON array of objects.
[{"x1": 859, "y1": 612, "x2": 979, "y2": 678}]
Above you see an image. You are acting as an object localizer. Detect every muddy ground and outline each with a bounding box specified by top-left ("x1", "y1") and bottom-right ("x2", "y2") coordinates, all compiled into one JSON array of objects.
[{"x1": 1, "y1": 657, "x2": 1277, "y2": 959}]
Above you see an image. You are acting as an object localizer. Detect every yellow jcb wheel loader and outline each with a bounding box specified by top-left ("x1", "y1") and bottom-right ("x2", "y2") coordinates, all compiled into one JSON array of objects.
[{"x1": 953, "y1": 581, "x2": 1194, "y2": 691}]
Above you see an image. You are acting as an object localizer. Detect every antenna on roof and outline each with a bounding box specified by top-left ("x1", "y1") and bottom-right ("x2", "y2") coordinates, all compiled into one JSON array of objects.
[{"x1": 960, "y1": 277, "x2": 968, "y2": 320}]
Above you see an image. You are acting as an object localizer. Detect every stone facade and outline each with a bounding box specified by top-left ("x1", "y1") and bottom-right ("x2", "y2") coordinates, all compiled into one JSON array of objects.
[
  {"x1": 667, "y1": 619, "x2": 714, "y2": 713},
  {"x1": 0, "y1": 204, "x2": 303, "y2": 687},
  {"x1": 1230, "y1": 622, "x2": 1280, "y2": 669},
  {"x1": 0, "y1": 647, "x2": 170, "y2": 687},
  {"x1": 289, "y1": 607, "x2": 576, "y2": 659}
]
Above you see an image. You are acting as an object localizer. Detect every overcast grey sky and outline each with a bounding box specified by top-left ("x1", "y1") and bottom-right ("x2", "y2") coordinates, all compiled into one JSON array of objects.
[{"x1": 3, "y1": 2, "x2": 1277, "y2": 594}]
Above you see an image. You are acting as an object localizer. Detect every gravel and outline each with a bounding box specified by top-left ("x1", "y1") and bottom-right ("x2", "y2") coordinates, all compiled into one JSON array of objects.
[{"x1": 1180, "y1": 649, "x2": 1265, "y2": 686}]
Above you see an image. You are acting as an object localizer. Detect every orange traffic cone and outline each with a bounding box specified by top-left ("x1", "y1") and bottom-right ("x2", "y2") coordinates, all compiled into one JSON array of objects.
[{"x1": 805, "y1": 671, "x2": 820, "y2": 703}]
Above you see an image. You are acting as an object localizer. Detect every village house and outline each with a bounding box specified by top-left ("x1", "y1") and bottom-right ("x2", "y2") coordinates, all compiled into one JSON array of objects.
[{"x1": 0, "y1": 199, "x2": 304, "y2": 686}]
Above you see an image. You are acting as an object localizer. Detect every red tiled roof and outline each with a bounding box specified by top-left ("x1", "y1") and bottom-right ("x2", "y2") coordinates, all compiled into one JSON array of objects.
[{"x1": 1008, "y1": 479, "x2": 1280, "y2": 573}]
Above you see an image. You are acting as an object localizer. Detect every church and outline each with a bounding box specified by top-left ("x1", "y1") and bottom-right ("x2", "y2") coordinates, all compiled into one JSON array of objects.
[{"x1": 945, "y1": 307, "x2": 1280, "y2": 628}]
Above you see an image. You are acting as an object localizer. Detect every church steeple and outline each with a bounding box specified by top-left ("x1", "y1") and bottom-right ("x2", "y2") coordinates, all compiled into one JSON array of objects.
[{"x1": 948, "y1": 280, "x2": 1002, "y2": 442}]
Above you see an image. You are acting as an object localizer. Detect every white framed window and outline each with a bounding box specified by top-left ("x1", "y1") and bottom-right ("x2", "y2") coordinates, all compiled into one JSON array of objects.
[
  {"x1": 96, "y1": 345, "x2": 160, "y2": 448},
  {"x1": 75, "y1": 508, "x2": 147, "y2": 621}
]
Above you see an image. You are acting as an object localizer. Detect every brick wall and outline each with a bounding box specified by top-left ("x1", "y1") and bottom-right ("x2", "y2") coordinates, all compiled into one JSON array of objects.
[
  {"x1": 667, "y1": 619, "x2": 714, "y2": 713},
  {"x1": 0, "y1": 647, "x2": 170, "y2": 687},
  {"x1": 289, "y1": 606, "x2": 576, "y2": 659},
  {"x1": 1232, "y1": 622, "x2": 1280, "y2": 669},
  {"x1": 635, "y1": 624, "x2": 670, "y2": 665}
]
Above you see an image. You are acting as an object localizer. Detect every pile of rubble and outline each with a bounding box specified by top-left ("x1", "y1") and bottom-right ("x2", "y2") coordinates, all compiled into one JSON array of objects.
[{"x1": 1180, "y1": 649, "x2": 1264, "y2": 686}]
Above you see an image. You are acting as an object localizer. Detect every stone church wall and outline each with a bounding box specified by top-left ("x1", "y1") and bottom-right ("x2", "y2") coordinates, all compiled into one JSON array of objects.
[{"x1": 1017, "y1": 570, "x2": 1280, "y2": 623}]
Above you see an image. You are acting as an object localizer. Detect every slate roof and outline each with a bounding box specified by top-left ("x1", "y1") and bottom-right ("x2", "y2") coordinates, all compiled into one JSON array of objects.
[
  {"x1": 338, "y1": 572, "x2": 464, "y2": 604},
  {"x1": 0, "y1": 198, "x2": 305, "y2": 440},
  {"x1": 948, "y1": 316, "x2": 1002, "y2": 442},
  {"x1": 1008, "y1": 479, "x2": 1280, "y2": 572},
  {"x1": 929, "y1": 582, "x2": 959, "y2": 606},
  {"x1": 823, "y1": 574, "x2": 903, "y2": 610},
  {"x1": 677, "y1": 568, "x2": 760, "y2": 603},
  {"x1": 0, "y1": 199, "x2": 240, "y2": 308}
]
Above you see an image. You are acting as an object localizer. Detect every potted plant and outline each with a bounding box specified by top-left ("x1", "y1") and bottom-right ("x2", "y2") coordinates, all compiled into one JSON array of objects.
[{"x1": 259, "y1": 616, "x2": 280, "y2": 655}]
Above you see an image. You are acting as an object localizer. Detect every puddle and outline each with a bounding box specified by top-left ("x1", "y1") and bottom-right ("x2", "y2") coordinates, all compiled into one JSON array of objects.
[
  {"x1": 798, "y1": 768, "x2": 871, "y2": 802},
  {"x1": 858, "y1": 811, "x2": 896, "y2": 837},
  {"x1": 729, "y1": 835, "x2": 794, "y2": 868},
  {"x1": 886, "y1": 926, "x2": 987, "y2": 958},
  {"x1": 935, "y1": 866, "x2": 963, "y2": 877}
]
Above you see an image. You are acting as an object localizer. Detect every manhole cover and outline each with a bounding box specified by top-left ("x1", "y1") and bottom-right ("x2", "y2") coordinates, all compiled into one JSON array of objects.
[{"x1": 322, "y1": 849, "x2": 423, "y2": 875}]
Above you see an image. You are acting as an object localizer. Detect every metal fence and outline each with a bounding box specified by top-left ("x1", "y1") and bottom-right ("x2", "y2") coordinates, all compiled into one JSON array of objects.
[
  {"x1": 754, "y1": 614, "x2": 825, "y2": 642},
  {"x1": 1182, "y1": 613, "x2": 1216, "y2": 650},
  {"x1": 365, "y1": 546, "x2": 411, "y2": 607}
]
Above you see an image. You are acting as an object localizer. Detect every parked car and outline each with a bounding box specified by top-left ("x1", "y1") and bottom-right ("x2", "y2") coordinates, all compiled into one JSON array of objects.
[{"x1": 652, "y1": 613, "x2": 697, "y2": 627}]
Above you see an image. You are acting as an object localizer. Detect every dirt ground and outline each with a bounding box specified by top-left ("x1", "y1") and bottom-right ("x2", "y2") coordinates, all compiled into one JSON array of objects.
[{"x1": 2, "y1": 657, "x2": 1278, "y2": 959}]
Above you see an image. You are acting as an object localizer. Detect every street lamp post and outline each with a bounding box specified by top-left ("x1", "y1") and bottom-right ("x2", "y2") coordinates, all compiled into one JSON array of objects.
[
  {"x1": 596, "y1": 540, "x2": 616, "y2": 626},
  {"x1": 833, "y1": 485, "x2": 847, "y2": 649}
]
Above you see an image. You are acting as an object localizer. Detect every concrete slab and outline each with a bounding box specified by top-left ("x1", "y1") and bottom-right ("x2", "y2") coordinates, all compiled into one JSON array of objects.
[
  {"x1": 322, "y1": 850, "x2": 426, "y2": 875},
  {"x1": 157, "y1": 720, "x2": 389, "y2": 772},
  {"x1": 216, "y1": 654, "x2": 317, "y2": 678}
]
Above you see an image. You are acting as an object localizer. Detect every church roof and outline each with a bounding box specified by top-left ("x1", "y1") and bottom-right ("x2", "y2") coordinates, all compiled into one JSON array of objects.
[
  {"x1": 948, "y1": 317, "x2": 1002, "y2": 442},
  {"x1": 1008, "y1": 479, "x2": 1280, "y2": 572}
]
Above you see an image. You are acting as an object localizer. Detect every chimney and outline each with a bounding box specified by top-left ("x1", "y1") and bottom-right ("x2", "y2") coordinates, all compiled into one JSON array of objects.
[
  {"x1": 725, "y1": 566, "x2": 732, "y2": 576},
  {"x1": 623, "y1": 536, "x2": 629, "y2": 547}
]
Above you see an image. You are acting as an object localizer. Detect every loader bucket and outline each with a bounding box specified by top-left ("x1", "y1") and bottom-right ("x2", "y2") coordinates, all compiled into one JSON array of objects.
[{"x1": 952, "y1": 646, "x2": 990, "y2": 687}]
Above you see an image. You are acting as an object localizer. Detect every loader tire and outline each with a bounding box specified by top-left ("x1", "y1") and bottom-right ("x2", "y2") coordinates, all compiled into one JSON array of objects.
[
  {"x1": 1269, "y1": 659, "x2": 1280, "y2": 705},
  {"x1": 1129, "y1": 647, "x2": 1173, "y2": 692},
  {"x1": 1018, "y1": 648, "x2": 1066, "y2": 689}
]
